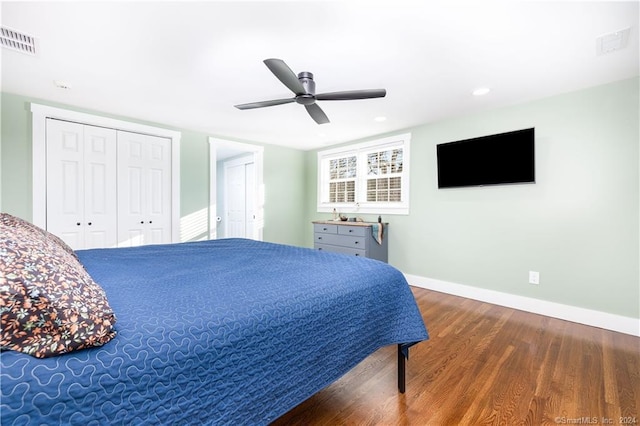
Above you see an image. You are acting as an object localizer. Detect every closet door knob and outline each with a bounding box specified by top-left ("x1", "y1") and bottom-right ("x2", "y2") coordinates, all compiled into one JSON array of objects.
[
  {"x1": 149, "y1": 221, "x2": 152, "y2": 224},
  {"x1": 140, "y1": 221, "x2": 144, "y2": 224},
  {"x1": 88, "y1": 222, "x2": 92, "y2": 226},
  {"x1": 76, "y1": 222, "x2": 81, "y2": 226}
]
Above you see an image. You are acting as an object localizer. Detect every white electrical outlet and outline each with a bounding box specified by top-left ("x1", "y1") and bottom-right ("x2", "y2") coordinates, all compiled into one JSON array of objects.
[{"x1": 529, "y1": 271, "x2": 540, "y2": 285}]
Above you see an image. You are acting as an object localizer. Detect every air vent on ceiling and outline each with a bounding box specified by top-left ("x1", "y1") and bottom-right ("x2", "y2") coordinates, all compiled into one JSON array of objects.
[
  {"x1": 0, "y1": 26, "x2": 36, "y2": 55},
  {"x1": 596, "y1": 27, "x2": 631, "y2": 56}
]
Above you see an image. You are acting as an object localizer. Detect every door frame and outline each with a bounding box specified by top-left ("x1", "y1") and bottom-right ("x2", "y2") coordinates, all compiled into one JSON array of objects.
[
  {"x1": 31, "y1": 103, "x2": 182, "y2": 243},
  {"x1": 208, "y1": 137, "x2": 264, "y2": 241}
]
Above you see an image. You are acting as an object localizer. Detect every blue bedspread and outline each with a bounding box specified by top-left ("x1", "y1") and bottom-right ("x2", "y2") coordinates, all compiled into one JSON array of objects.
[{"x1": 1, "y1": 238, "x2": 428, "y2": 425}]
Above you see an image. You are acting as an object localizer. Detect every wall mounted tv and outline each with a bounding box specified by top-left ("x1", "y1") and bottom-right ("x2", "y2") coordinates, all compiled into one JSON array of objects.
[{"x1": 436, "y1": 128, "x2": 535, "y2": 189}]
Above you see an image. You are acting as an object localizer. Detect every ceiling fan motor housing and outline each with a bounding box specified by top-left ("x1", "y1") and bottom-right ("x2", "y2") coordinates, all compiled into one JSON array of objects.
[{"x1": 296, "y1": 71, "x2": 316, "y2": 105}]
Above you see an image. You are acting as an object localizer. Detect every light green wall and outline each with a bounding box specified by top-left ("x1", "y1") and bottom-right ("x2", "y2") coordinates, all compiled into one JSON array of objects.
[
  {"x1": 305, "y1": 77, "x2": 639, "y2": 319},
  {"x1": 3, "y1": 78, "x2": 638, "y2": 319},
  {"x1": 0, "y1": 93, "x2": 307, "y2": 247}
]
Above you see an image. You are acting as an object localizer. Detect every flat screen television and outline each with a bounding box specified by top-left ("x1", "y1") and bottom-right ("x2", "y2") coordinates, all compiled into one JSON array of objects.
[{"x1": 436, "y1": 128, "x2": 535, "y2": 188}]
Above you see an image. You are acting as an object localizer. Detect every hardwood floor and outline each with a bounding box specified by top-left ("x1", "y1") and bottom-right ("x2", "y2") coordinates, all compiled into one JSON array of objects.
[{"x1": 273, "y1": 287, "x2": 640, "y2": 425}]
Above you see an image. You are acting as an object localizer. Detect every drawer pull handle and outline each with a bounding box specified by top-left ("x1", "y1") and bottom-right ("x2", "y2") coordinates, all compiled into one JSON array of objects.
[
  {"x1": 349, "y1": 229, "x2": 353, "y2": 233},
  {"x1": 354, "y1": 241, "x2": 359, "y2": 245},
  {"x1": 318, "y1": 247, "x2": 323, "y2": 250},
  {"x1": 355, "y1": 253, "x2": 360, "y2": 256},
  {"x1": 318, "y1": 236, "x2": 322, "y2": 240},
  {"x1": 76, "y1": 222, "x2": 81, "y2": 226},
  {"x1": 323, "y1": 227, "x2": 327, "y2": 231}
]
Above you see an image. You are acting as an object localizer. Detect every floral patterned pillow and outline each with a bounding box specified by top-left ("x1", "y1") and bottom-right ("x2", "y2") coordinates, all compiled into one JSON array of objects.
[
  {"x1": 3, "y1": 213, "x2": 79, "y2": 261},
  {"x1": 0, "y1": 213, "x2": 117, "y2": 358}
]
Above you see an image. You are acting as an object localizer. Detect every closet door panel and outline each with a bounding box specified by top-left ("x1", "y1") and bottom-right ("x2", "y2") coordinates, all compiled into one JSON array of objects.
[
  {"x1": 83, "y1": 126, "x2": 117, "y2": 248},
  {"x1": 117, "y1": 131, "x2": 172, "y2": 247},
  {"x1": 46, "y1": 120, "x2": 116, "y2": 249},
  {"x1": 46, "y1": 120, "x2": 86, "y2": 248},
  {"x1": 117, "y1": 132, "x2": 147, "y2": 247},
  {"x1": 146, "y1": 136, "x2": 172, "y2": 239}
]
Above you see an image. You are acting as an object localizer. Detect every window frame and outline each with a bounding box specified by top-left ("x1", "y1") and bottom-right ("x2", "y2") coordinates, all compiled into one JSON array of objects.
[{"x1": 317, "y1": 133, "x2": 411, "y2": 215}]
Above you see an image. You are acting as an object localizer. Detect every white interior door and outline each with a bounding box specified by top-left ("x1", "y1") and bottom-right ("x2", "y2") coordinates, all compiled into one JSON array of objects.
[
  {"x1": 225, "y1": 161, "x2": 246, "y2": 238},
  {"x1": 245, "y1": 162, "x2": 256, "y2": 239},
  {"x1": 224, "y1": 155, "x2": 255, "y2": 239},
  {"x1": 83, "y1": 125, "x2": 118, "y2": 248},
  {"x1": 145, "y1": 136, "x2": 172, "y2": 244},
  {"x1": 46, "y1": 119, "x2": 84, "y2": 248},
  {"x1": 117, "y1": 131, "x2": 172, "y2": 247},
  {"x1": 45, "y1": 119, "x2": 116, "y2": 249}
]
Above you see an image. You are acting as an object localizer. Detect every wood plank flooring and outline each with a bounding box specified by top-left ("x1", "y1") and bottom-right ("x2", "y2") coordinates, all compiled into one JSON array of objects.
[{"x1": 272, "y1": 287, "x2": 640, "y2": 425}]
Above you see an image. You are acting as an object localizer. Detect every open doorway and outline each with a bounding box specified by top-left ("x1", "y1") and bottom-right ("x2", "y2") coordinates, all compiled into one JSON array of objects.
[{"x1": 209, "y1": 137, "x2": 264, "y2": 241}]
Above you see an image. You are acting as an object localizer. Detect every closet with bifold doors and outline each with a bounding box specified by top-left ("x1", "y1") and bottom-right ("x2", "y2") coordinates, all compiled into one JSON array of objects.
[{"x1": 45, "y1": 118, "x2": 173, "y2": 250}]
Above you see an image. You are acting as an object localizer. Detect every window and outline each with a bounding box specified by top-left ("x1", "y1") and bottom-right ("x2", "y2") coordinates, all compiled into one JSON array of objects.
[{"x1": 317, "y1": 133, "x2": 410, "y2": 215}]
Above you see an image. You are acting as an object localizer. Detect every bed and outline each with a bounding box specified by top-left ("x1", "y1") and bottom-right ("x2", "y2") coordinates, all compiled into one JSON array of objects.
[{"x1": 0, "y1": 215, "x2": 428, "y2": 425}]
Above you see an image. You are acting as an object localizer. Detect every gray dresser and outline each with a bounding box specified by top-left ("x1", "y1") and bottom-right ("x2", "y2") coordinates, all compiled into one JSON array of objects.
[{"x1": 312, "y1": 221, "x2": 388, "y2": 262}]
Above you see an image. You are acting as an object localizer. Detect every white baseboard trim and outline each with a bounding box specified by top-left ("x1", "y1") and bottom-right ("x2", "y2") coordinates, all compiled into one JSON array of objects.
[{"x1": 405, "y1": 273, "x2": 640, "y2": 337}]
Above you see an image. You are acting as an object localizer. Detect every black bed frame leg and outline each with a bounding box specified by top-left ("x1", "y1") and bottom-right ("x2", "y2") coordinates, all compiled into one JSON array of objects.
[{"x1": 398, "y1": 344, "x2": 406, "y2": 393}]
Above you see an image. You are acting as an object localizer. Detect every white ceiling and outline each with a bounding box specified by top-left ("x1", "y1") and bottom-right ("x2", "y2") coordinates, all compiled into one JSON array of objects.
[{"x1": 1, "y1": 1, "x2": 638, "y2": 150}]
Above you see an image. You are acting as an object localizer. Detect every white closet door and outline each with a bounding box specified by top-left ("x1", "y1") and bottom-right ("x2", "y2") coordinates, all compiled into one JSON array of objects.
[
  {"x1": 45, "y1": 119, "x2": 116, "y2": 249},
  {"x1": 145, "y1": 136, "x2": 172, "y2": 244},
  {"x1": 117, "y1": 131, "x2": 172, "y2": 247},
  {"x1": 83, "y1": 125, "x2": 118, "y2": 248}
]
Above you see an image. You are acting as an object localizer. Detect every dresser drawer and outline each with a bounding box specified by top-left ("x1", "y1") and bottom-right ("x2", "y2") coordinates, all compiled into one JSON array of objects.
[
  {"x1": 315, "y1": 243, "x2": 366, "y2": 258},
  {"x1": 314, "y1": 233, "x2": 365, "y2": 248},
  {"x1": 313, "y1": 224, "x2": 338, "y2": 234},
  {"x1": 338, "y1": 225, "x2": 366, "y2": 237}
]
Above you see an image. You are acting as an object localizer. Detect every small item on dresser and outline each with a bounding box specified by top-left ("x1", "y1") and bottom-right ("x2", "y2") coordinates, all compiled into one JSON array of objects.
[
  {"x1": 372, "y1": 222, "x2": 384, "y2": 245},
  {"x1": 332, "y1": 208, "x2": 338, "y2": 221},
  {"x1": 378, "y1": 215, "x2": 382, "y2": 223},
  {"x1": 348, "y1": 217, "x2": 356, "y2": 222},
  {"x1": 339, "y1": 214, "x2": 348, "y2": 221}
]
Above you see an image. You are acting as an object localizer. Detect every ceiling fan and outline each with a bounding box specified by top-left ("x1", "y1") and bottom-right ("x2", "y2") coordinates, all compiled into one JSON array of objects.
[{"x1": 234, "y1": 58, "x2": 386, "y2": 125}]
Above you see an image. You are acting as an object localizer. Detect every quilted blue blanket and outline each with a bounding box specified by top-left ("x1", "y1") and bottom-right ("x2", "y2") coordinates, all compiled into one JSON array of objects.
[{"x1": 1, "y1": 238, "x2": 428, "y2": 425}]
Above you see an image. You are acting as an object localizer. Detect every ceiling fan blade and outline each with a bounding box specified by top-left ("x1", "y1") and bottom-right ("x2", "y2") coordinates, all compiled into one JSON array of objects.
[
  {"x1": 315, "y1": 89, "x2": 387, "y2": 101},
  {"x1": 234, "y1": 98, "x2": 295, "y2": 110},
  {"x1": 305, "y1": 103, "x2": 330, "y2": 125},
  {"x1": 263, "y1": 58, "x2": 306, "y2": 95}
]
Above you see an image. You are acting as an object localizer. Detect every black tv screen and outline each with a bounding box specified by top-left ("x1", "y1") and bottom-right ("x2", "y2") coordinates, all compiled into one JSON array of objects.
[{"x1": 436, "y1": 128, "x2": 535, "y2": 188}]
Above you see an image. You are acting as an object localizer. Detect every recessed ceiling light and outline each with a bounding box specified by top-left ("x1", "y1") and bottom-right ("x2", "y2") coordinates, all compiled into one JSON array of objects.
[
  {"x1": 472, "y1": 87, "x2": 490, "y2": 96},
  {"x1": 374, "y1": 116, "x2": 387, "y2": 122}
]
